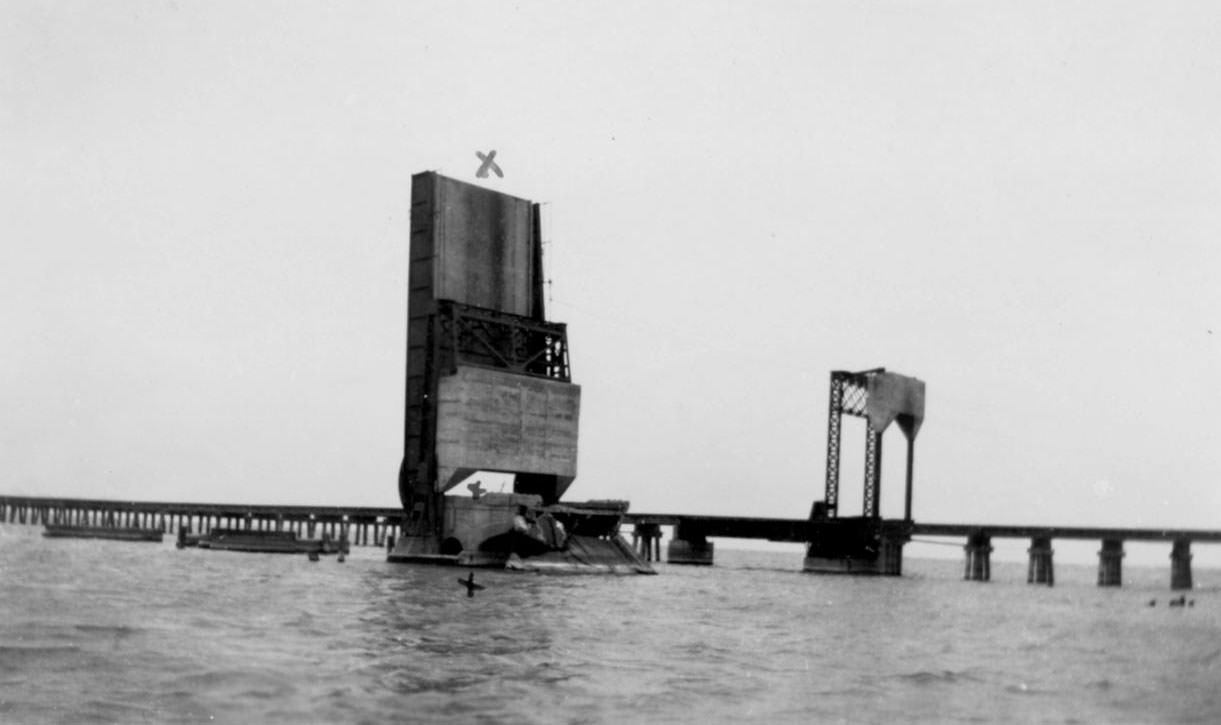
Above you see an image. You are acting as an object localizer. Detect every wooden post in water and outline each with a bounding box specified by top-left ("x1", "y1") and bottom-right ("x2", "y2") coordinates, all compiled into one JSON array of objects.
[
  {"x1": 1026, "y1": 536, "x2": 1054, "y2": 586},
  {"x1": 1097, "y1": 539, "x2": 1124, "y2": 587},
  {"x1": 1170, "y1": 539, "x2": 1193, "y2": 591}
]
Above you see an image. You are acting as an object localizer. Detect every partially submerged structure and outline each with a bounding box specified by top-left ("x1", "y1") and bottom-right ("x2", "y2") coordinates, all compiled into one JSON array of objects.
[
  {"x1": 178, "y1": 528, "x2": 347, "y2": 557},
  {"x1": 388, "y1": 172, "x2": 651, "y2": 573},
  {"x1": 42, "y1": 524, "x2": 163, "y2": 543}
]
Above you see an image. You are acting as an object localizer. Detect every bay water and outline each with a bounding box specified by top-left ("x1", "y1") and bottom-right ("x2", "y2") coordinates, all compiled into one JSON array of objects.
[{"x1": 1, "y1": 525, "x2": 1219, "y2": 723}]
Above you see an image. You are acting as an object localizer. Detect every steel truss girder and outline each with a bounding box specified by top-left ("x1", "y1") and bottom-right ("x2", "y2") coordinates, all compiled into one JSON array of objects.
[{"x1": 436, "y1": 299, "x2": 571, "y2": 381}]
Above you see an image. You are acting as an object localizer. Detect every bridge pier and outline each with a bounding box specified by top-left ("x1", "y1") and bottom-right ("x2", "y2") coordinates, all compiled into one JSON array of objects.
[
  {"x1": 1171, "y1": 539, "x2": 1193, "y2": 590},
  {"x1": 963, "y1": 531, "x2": 992, "y2": 581},
  {"x1": 667, "y1": 522, "x2": 713, "y2": 565},
  {"x1": 1097, "y1": 539, "x2": 1124, "y2": 587},
  {"x1": 1027, "y1": 536, "x2": 1054, "y2": 586},
  {"x1": 632, "y1": 523, "x2": 663, "y2": 562},
  {"x1": 878, "y1": 532, "x2": 905, "y2": 576}
]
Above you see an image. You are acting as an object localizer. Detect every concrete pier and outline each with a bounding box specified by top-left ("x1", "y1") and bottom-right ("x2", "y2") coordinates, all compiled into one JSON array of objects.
[
  {"x1": 963, "y1": 531, "x2": 992, "y2": 581},
  {"x1": 878, "y1": 533, "x2": 905, "y2": 576},
  {"x1": 667, "y1": 537, "x2": 714, "y2": 565},
  {"x1": 667, "y1": 523, "x2": 714, "y2": 565},
  {"x1": 1171, "y1": 539, "x2": 1193, "y2": 590},
  {"x1": 1026, "y1": 536, "x2": 1054, "y2": 586},
  {"x1": 1097, "y1": 539, "x2": 1124, "y2": 587}
]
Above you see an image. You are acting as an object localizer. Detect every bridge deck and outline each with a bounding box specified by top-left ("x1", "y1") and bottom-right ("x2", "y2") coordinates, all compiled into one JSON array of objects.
[
  {"x1": 3, "y1": 497, "x2": 1220, "y2": 544},
  {"x1": 622, "y1": 513, "x2": 1221, "y2": 543}
]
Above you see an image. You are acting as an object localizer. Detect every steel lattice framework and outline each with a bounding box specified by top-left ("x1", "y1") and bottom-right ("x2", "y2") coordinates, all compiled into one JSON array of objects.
[
  {"x1": 823, "y1": 368, "x2": 886, "y2": 519},
  {"x1": 434, "y1": 300, "x2": 570, "y2": 382}
]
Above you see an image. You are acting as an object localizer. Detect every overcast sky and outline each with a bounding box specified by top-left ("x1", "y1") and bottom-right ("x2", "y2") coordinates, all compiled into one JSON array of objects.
[{"x1": 3, "y1": 2, "x2": 1219, "y2": 560}]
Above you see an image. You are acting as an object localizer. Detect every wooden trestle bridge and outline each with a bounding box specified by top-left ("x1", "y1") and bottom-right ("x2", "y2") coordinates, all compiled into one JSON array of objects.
[{"x1": 1, "y1": 495, "x2": 1215, "y2": 589}]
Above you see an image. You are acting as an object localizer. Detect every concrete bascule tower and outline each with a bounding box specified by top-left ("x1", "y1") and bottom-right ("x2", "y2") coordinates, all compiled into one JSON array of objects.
[{"x1": 387, "y1": 172, "x2": 652, "y2": 573}]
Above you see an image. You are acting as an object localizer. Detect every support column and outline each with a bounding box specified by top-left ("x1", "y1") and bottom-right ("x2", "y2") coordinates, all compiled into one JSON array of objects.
[
  {"x1": 667, "y1": 522, "x2": 714, "y2": 565},
  {"x1": 878, "y1": 532, "x2": 906, "y2": 576},
  {"x1": 632, "y1": 523, "x2": 662, "y2": 562},
  {"x1": 963, "y1": 531, "x2": 992, "y2": 581},
  {"x1": 1027, "y1": 536, "x2": 1054, "y2": 586},
  {"x1": 1170, "y1": 539, "x2": 1193, "y2": 591},
  {"x1": 1097, "y1": 539, "x2": 1124, "y2": 587}
]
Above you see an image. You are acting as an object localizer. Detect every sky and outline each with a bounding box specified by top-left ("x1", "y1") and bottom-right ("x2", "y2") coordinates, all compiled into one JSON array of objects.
[{"x1": 2, "y1": 2, "x2": 1219, "y2": 564}]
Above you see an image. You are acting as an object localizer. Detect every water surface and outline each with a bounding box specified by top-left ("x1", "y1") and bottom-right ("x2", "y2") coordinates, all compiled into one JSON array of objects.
[{"x1": 1, "y1": 526, "x2": 1218, "y2": 723}]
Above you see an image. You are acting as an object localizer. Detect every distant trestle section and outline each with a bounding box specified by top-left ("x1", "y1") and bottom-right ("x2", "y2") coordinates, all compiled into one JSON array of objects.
[
  {"x1": 623, "y1": 514, "x2": 1221, "y2": 590},
  {"x1": 0, "y1": 496, "x2": 406, "y2": 548},
  {"x1": 910, "y1": 523, "x2": 1220, "y2": 589}
]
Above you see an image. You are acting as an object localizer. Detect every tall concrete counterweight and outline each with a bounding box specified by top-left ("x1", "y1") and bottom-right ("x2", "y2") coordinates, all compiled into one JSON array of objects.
[{"x1": 397, "y1": 172, "x2": 579, "y2": 546}]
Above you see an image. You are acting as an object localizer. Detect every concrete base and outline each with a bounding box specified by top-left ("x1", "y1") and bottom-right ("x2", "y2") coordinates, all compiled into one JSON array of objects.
[
  {"x1": 1171, "y1": 539, "x2": 1193, "y2": 590},
  {"x1": 386, "y1": 534, "x2": 513, "y2": 567},
  {"x1": 964, "y1": 532, "x2": 993, "y2": 581},
  {"x1": 386, "y1": 534, "x2": 461, "y2": 566},
  {"x1": 667, "y1": 538, "x2": 714, "y2": 565},
  {"x1": 388, "y1": 533, "x2": 654, "y2": 573},
  {"x1": 804, "y1": 539, "x2": 904, "y2": 575},
  {"x1": 802, "y1": 556, "x2": 887, "y2": 575},
  {"x1": 802, "y1": 519, "x2": 907, "y2": 576},
  {"x1": 1098, "y1": 539, "x2": 1124, "y2": 587},
  {"x1": 1027, "y1": 537, "x2": 1054, "y2": 586},
  {"x1": 879, "y1": 537, "x2": 904, "y2": 576}
]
